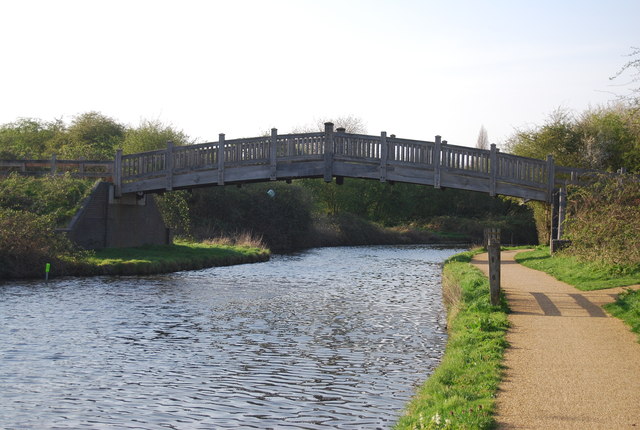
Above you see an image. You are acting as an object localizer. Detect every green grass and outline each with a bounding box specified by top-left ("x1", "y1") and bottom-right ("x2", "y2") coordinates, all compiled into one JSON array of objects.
[
  {"x1": 604, "y1": 289, "x2": 640, "y2": 343},
  {"x1": 395, "y1": 250, "x2": 509, "y2": 430},
  {"x1": 514, "y1": 247, "x2": 640, "y2": 291},
  {"x1": 76, "y1": 240, "x2": 270, "y2": 276}
]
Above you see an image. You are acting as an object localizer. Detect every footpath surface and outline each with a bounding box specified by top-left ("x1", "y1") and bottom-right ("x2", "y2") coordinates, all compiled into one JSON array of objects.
[{"x1": 471, "y1": 250, "x2": 640, "y2": 429}]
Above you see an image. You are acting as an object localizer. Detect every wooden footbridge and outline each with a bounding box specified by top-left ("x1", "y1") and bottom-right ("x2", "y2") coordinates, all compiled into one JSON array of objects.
[
  {"x1": 1, "y1": 123, "x2": 603, "y2": 249},
  {"x1": 112, "y1": 123, "x2": 589, "y2": 203}
]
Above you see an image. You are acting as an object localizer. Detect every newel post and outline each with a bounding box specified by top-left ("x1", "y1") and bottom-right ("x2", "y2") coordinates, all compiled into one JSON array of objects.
[
  {"x1": 489, "y1": 143, "x2": 498, "y2": 197},
  {"x1": 270, "y1": 128, "x2": 278, "y2": 180},
  {"x1": 546, "y1": 154, "x2": 555, "y2": 203},
  {"x1": 379, "y1": 131, "x2": 388, "y2": 182},
  {"x1": 434, "y1": 135, "x2": 442, "y2": 189},
  {"x1": 165, "y1": 140, "x2": 174, "y2": 191},
  {"x1": 217, "y1": 133, "x2": 226, "y2": 185},
  {"x1": 51, "y1": 153, "x2": 57, "y2": 175},
  {"x1": 324, "y1": 122, "x2": 334, "y2": 182},
  {"x1": 114, "y1": 149, "x2": 123, "y2": 198}
]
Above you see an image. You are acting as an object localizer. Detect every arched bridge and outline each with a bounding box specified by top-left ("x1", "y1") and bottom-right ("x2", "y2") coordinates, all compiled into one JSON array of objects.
[{"x1": 114, "y1": 123, "x2": 588, "y2": 203}]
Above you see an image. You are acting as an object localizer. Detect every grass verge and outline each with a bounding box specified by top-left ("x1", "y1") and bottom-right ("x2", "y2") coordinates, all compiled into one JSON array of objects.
[
  {"x1": 395, "y1": 250, "x2": 509, "y2": 430},
  {"x1": 514, "y1": 247, "x2": 640, "y2": 344},
  {"x1": 514, "y1": 247, "x2": 640, "y2": 291},
  {"x1": 72, "y1": 240, "x2": 270, "y2": 276},
  {"x1": 604, "y1": 290, "x2": 640, "y2": 343}
]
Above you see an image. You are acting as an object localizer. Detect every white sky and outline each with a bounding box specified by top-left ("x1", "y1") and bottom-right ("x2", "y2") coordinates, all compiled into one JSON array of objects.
[{"x1": 1, "y1": 0, "x2": 638, "y2": 147}]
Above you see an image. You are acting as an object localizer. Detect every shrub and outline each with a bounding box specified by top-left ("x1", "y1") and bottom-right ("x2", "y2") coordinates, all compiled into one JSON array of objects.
[
  {"x1": 0, "y1": 209, "x2": 81, "y2": 279},
  {"x1": 564, "y1": 174, "x2": 640, "y2": 266}
]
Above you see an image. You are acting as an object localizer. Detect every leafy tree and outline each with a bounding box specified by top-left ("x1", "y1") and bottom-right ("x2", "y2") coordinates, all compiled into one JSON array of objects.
[
  {"x1": 0, "y1": 118, "x2": 65, "y2": 159},
  {"x1": 53, "y1": 111, "x2": 125, "y2": 159},
  {"x1": 121, "y1": 119, "x2": 191, "y2": 154}
]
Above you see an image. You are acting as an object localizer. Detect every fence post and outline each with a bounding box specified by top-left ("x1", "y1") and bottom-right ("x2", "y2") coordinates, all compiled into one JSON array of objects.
[
  {"x1": 434, "y1": 135, "x2": 442, "y2": 189},
  {"x1": 270, "y1": 128, "x2": 278, "y2": 180},
  {"x1": 379, "y1": 131, "x2": 388, "y2": 182},
  {"x1": 114, "y1": 149, "x2": 123, "y2": 198},
  {"x1": 490, "y1": 143, "x2": 497, "y2": 197},
  {"x1": 324, "y1": 122, "x2": 334, "y2": 182},
  {"x1": 165, "y1": 141, "x2": 174, "y2": 191},
  {"x1": 486, "y1": 228, "x2": 501, "y2": 306},
  {"x1": 217, "y1": 133, "x2": 225, "y2": 185}
]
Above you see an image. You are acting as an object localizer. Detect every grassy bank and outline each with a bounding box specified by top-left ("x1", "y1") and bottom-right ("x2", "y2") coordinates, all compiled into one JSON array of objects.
[
  {"x1": 395, "y1": 250, "x2": 509, "y2": 430},
  {"x1": 515, "y1": 247, "x2": 640, "y2": 344},
  {"x1": 50, "y1": 241, "x2": 270, "y2": 278},
  {"x1": 514, "y1": 247, "x2": 640, "y2": 291}
]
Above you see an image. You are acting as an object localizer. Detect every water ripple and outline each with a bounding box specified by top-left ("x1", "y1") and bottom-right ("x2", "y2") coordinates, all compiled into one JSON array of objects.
[{"x1": 0, "y1": 245, "x2": 464, "y2": 428}]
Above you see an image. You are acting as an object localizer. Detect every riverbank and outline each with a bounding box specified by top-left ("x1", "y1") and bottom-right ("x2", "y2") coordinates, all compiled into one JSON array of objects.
[
  {"x1": 22, "y1": 241, "x2": 270, "y2": 280},
  {"x1": 395, "y1": 249, "x2": 509, "y2": 429}
]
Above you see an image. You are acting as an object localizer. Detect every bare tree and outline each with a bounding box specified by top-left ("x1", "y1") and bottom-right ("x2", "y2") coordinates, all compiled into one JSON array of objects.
[
  {"x1": 291, "y1": 115, "x2": 367, "y2": 134},
  {"x1": 610, "y1": 46, "x2": 640, "y2": 106},
  {"x1": 476, "y1": 125, "x2": 489, "y2": 150}
]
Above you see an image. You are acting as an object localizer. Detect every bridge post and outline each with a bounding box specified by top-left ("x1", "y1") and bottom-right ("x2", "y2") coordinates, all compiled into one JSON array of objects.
[
  {"x1": 489, "y1": 143, "x2": 497, "y2": 197},
  {"x1": 434, "y1": 136, "x2": 442, "y2": 188},
  {"x1": 379, "y1": 131, "x2": 388, "y2": 182},
  {"x1": 165, "y1": 141, "x2": 174, "y2": 191},
  {"x1": 50, "y1": 153, "x2": 57, "y2": 175},
  {"x1": 324, "y1": 122, "x2": 334, "y2": 182},
  {"x1": 218, "y1": 133, "x2": 225, "y2": 185},
  {"x1": 114, "y1": 149, "x2": 122, "y2": 198},
  {"x1": 546, "y1": 154, "x2": 555, "y2": 203},
  {"x1": 270, "y1": 128, "x2": 278, "y2": 180}
]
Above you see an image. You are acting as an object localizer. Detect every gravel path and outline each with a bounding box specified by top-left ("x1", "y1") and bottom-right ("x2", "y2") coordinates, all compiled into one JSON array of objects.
[{"x1": 471, "y1": 249, "x2": 640, "y2": 429}]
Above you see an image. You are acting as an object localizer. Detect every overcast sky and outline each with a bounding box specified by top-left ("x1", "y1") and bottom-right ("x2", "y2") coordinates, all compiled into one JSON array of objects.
[{"x1": 1, "y1": 0, "x2": 638, "y2": 147}]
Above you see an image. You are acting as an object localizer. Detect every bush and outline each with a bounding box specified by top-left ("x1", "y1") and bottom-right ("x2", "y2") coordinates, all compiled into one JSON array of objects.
[
  {"x1": 564, "y1": 174, "x2": 640, "y2": 266},
  {"x1": 0, "y1": 209, "x2": 82, "y2": 279},
  {"x1": 0, "y1": 173, "x2": 93, "y2": 226}
]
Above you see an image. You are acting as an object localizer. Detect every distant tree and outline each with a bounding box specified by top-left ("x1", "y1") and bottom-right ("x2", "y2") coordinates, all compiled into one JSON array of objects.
[
  {"x1": 0, "y1": 118, "x2": 65, "y2": 159},
  {"x1": 476, "y1": 125, "x2": 489, "y2": 150},
  {"x1": 291, "y1": 115, "x2": 367, "y2": 134},
  {"x1": 121, "y1": 119, "x2": 191, "y2": 154},
  {"x1": 54, "y1": 112, "x2": 125, "y2": 160},
  {"x1": 610, "y1": 46, "x2": 640, "y2": 107}
]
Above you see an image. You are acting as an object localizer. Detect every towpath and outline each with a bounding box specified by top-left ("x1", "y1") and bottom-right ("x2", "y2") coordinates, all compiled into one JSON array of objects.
[{"x1": 471, "y1": 249, "x2": 640, "y2": 429}]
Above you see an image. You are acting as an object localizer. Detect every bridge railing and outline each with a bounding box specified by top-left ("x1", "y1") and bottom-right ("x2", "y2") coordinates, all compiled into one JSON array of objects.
[
  {"x1": 0, "y1": 156, "x2": 113, "y2": 178},
  {"x1": 115, "y1": 124, "x2": 565, "y2": 202}
]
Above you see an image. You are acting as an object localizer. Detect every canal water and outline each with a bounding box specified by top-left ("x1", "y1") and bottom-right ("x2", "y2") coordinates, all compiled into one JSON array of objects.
[{"x1": 0, "y1": 245, "x2": 465, "y2": 429}]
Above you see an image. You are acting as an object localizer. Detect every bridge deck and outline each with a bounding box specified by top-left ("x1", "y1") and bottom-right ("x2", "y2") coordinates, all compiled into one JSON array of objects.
[{"x1": 116, "y1": 125, "x2": 561, "y2": 202}]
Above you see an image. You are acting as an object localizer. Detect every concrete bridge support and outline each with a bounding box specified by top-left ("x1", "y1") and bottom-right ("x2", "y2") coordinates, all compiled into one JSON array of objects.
[{"x1": 63, "y1": 182, "x2": 171, "y2": 250}]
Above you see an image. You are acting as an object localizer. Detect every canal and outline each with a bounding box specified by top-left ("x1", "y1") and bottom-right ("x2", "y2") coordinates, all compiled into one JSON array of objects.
[{"x1": 0, "y1": 245, "x2": 465, "y2": 429}]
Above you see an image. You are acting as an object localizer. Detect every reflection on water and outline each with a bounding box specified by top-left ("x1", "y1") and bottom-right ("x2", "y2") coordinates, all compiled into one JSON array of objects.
[{"x1": 0, "y1": 245, "x2": 464, "y2": 429}]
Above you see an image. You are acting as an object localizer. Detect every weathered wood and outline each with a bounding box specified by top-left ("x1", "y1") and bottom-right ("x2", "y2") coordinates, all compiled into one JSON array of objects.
[
  {"x1": 270, "y1": 128, "x2": 278, "y2": 180},
  {"x1": 114, "y1": 149, "x2": 123, "y2": 198},
  {"x1": 489, "y1": 144, "x2": 497, "y2": 197},
  {"x1": 558, "y1": 185, "x2": 567, "y2": 240},
  {"x1": 165, "y1": 141, "x2": 174, "y2": 191},
  {"x1": 217, "y1": 133, "x2": 225, "y2": 185},
  {"x1": 488, "y1": 240, "x2": 501, "y2": 306},
  {"x1": 546, "y1": 154, "x2": 555, "y2": 203},
  {"x1": 433, "y1": 135, "x2": 442, "y2": 189},
  {"x1": 324, "y1": 122, "x2": 334, "y2": 182},
  {"x1": 379, "y1": 131, "x2": 388, "y2": 182}
]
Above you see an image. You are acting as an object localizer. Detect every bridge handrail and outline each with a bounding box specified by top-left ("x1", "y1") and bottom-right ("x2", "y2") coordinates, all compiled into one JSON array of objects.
[{"x1": 0, "y1": 158, "x2": 113, "y2": 178}]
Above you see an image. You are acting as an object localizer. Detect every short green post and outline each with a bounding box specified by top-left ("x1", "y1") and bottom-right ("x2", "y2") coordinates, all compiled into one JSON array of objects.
[{"x1": 45, "y1": 263, "x2": 51, "y2": 282}]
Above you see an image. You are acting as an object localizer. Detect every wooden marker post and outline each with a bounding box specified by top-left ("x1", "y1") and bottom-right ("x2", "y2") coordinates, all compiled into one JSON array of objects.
[{"x1": 485, "y1": 228, "x2": 501, "y2": 306}]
